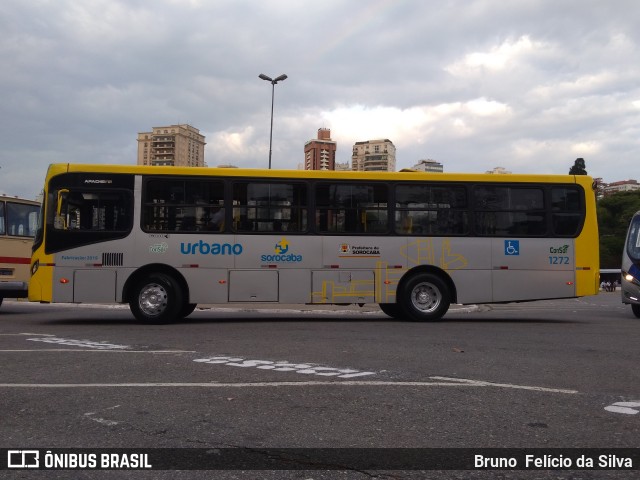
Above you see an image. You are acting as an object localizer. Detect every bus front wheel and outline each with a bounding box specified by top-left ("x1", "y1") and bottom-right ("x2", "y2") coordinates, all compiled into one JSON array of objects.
[
  {"x1": 632, "y1": 304, "x2": 640, "y2": 318},
  {"x1": 399, "y1": 273, "x2": 450, "y2": 322},
  {"x1": 129, "y1": 273, "x2": 183, "y2": 324},
  {"x1": 181, "y1": 302, "x2": 198, "y2": 318}
]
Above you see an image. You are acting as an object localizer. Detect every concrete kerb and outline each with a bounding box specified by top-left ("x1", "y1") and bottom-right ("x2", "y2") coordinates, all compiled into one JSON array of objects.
[
  {"x1": 5, "y1": 299, "x2": 479, "y2": 315},
  {"x1": 196, "y1": 303, "x2": 480, "y2": 316}
]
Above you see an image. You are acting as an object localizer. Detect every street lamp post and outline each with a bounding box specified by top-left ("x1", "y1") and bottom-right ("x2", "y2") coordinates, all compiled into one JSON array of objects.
[{"x1": 258, "y1": 73, "x2": 287, "y2": 169}]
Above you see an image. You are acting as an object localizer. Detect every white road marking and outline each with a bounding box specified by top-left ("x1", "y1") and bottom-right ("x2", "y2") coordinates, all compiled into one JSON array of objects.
[
  {"x1": 604, "y1": 401, "x2": 640, "y2": 415},
  {"x1": 0, "y1": 333, "x2": 55, "y2": 336},
  {"x1": 194, "y1": 356, "x2": 377, "y2": 379},
  {"x1": 0, "y1": 377, "x2": 577, "y2": 394},
  {"x1": 27, "y1": 337, "x2": 129, "y2": 350},
  {"x1": 430, "y1": 376, "x2": 578, "y2": 394},
  {"x1": 0, "y1": 334, "x2": 191, "y2": 353},
  {"x1": 1, "y1": 335, "x2": 577, "y2": 395},
  {"x1": 0, "y1": 350, "x2": 194, "y2": 353},
  {"x1": 84, "y1": 412, "x2": 120, "y2": 426}
]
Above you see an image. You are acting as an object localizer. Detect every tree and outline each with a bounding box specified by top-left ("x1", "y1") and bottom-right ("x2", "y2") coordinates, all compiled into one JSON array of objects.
[
  {"x1": 597, "y1": 191, "x2": 640, "y2": 268},
  {"x1": 569, "y1": 158, "x2": 587, "y2": 175}
]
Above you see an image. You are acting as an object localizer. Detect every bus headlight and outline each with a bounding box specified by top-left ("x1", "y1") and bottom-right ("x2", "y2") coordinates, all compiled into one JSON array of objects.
[
  {"x1": 623, "y1": 270, "x2": 640, "y2": 286},
  {"x1": 31, "y1": 260, "x2": 39, "y2": 276}
]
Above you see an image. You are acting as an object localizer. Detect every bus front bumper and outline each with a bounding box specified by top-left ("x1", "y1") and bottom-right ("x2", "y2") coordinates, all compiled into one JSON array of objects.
[{"x1": 0, "y1": 281, "x2": 29, "y2": 298}]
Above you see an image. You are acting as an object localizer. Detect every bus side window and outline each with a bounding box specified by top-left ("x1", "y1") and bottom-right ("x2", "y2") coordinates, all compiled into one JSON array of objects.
[
  {"x1": 233, "y1": 181, "x2": 306, "y2": 234},
  {"x1": 315, "y1": 183, "x2": 387, "y2": 234}
]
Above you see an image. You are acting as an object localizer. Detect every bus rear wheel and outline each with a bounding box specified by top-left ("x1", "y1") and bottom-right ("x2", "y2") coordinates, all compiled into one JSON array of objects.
[
  {"x1": 632, "y1": 304, "x2": 640, "y2": 318},
  {"x1": 399, "y1": 273, "x2": 450, "y2": 322},
  {"x1": 129, "y1": 273, "x2": 183, "y2": 324},
  {"x1": 379, "y1": 303, "x2": 402, "y2": 319}
]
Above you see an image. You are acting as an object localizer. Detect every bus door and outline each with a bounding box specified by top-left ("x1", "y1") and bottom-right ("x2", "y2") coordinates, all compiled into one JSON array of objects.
[{"x1": 46, "y1": 174, "x2": 134, "y2": 304}]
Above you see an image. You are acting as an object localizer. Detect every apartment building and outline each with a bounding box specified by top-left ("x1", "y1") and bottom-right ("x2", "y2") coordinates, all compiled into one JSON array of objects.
[
  {"x1": 411, "y1": 159, "x2": 443, "y2": 172},
  {"x1": 351, "y1": 139, "x2": 396, "y2": 172},
  {"x1": 485, "y1": 166, "x2": 512, "y2": 174},
  {"x1": 304, "y1": 128, "x2": 337, "y2": 170},
  {"x1": 137, "y1": 124, "x2": 206, "y2": 167},
  {"x1": 602, "y1": 179, "x2": 639, "y2": 196}
]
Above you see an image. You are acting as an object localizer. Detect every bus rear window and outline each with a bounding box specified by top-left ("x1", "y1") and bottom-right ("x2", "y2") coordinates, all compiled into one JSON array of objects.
[{"x1": 551, "y1": 187, "x2": 584, "y2": 236}]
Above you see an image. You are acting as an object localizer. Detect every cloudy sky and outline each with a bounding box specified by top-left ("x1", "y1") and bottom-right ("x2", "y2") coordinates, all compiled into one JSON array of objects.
[{"x1": 1, "y1": 0, "x2": 639, "y2": 199}]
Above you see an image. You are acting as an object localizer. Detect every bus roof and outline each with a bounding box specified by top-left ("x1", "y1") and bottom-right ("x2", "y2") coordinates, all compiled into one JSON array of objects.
[
  {"x1": 0, "y1": 194, "x2": 40, "y2": 205},
  {"x1": 45, "y1": 163, "x2": 594, "y2": 186}
]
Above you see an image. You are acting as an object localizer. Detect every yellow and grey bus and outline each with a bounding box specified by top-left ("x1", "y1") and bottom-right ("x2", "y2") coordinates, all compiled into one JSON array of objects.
[
  {"x1": 621, "y1": 210, "x2": 640, "y2": 318},
  {"x1": 0, "y1": 194, "x2": 40, "y2": 307},
  {"x1": 29, "y1": 164, "x2": 600, "y2": 323}
]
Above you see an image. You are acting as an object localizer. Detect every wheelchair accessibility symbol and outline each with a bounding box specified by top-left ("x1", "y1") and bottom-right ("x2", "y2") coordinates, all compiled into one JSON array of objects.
[{"x1": 504, "y1": 240, "x2": 519, "y2": 256}]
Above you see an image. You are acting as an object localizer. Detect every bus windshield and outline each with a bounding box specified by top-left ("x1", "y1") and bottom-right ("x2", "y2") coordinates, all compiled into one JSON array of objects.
[
  {"x1": 0, "y1": 200, "x2": 39, "y2": 237},
  {"x1": 626, "y1": 214, "x2": 640, "y2": 262}
]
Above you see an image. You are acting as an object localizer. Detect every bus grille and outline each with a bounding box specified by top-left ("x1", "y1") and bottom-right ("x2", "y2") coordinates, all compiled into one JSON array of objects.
[{"x1": 102, "y1": 252, "x2": 124, "y2": 266}]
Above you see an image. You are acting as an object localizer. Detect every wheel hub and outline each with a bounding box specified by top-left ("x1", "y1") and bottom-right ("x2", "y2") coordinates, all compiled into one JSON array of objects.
[
  {"x1": 139, "y1": 283, "x2": 168, "y2": 316},
  {"x1": 411, "y1": 282, "x2": 441, "y2": 313}
]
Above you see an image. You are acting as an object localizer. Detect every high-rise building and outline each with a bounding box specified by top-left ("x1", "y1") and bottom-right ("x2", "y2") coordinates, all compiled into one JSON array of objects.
[
  {"x1": 411, "y1": 159, "x2": 443, "y2": 173},
  {"x1": 351, "y1": 139, "x2": 396, "y2": 172},
  {"x1": 304, "y1": 128, "x2": 337, "y2": 170},
  {"x1": 137, "y1": 124, "x2": 206, "y2": 167}
]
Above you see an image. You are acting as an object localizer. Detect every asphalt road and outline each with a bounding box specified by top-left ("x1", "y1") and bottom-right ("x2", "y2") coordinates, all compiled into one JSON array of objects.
[{"x1": 0, "y1": 293, "x2": 638, "y2": 479}]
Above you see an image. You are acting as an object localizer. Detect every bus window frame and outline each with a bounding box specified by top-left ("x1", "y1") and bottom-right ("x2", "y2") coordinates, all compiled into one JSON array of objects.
[
  {"x1": 141, "y1": 176, "x2": 227, "y2": 233},
  {"x1": 232, "y1": 179, "x2": 309, "y2": 234},
  {"x1": 314, "y1": 181, "x2": 389, "y2": 235},
  {"x1": 393, "y1": 182, "x2": 469, "y2": 236}
]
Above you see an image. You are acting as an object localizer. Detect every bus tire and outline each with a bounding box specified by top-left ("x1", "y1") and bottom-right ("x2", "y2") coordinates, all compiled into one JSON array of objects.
[
  {"x1": 399, "y1": 272, "x2": 450, "y2": 322},
  {"x1": 181, "y1": 302, "x2": 198, "y2": 318},
  {"x1": 632, "y1": 304, "x2": 640, "y2": 318},
  {"x1": 379, "y1": 303, "x2": 402, "y2": 319},
  {"x1": 129, "y1": 273, "x2": 183, "y2": 324}
]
